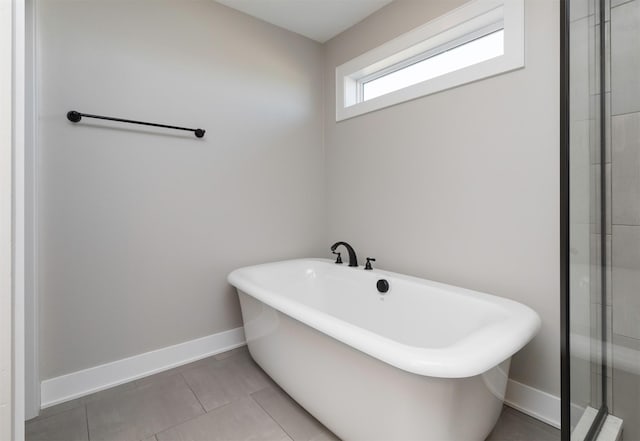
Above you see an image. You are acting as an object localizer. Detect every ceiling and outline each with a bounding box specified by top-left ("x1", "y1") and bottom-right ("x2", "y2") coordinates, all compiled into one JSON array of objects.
[{"x1": 214, "y1": 0, "x2": 394, "y2": 43}]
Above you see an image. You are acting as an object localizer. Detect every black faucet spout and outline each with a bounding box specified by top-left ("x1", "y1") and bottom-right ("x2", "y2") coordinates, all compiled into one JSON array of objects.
[{"x1": 330, "y1": 241, "x2": 358, "y2": 267}]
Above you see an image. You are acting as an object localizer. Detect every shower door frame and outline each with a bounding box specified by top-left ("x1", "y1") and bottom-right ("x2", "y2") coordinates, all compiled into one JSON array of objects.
[{"x1": 560, "y1": 0, "x2": 570, "y2": 438}]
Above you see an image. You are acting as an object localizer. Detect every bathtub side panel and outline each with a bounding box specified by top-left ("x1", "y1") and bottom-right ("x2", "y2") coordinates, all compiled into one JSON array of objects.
[{"x1": 238, "y1": 291, "x2": 508, "y2": 441}]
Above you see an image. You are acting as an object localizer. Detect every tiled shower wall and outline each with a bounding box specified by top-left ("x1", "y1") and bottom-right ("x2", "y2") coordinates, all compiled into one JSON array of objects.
[{"x1": 610, "y1": 0, "x2": 640, "y2": 439}]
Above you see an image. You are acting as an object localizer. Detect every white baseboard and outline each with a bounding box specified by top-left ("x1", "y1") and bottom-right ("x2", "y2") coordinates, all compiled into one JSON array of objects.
[
  {"x1": 505, "y1": 378, "x2": 561, "y2": 429},
  {"x1": 41, "y1": 327, "x2": 246, "y2": 409}
]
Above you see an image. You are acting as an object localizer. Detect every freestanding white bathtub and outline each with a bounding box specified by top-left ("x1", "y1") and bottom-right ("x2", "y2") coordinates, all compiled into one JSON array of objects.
[{"x1": 228, "y1": 259, "x2": 540, "y2": 441}]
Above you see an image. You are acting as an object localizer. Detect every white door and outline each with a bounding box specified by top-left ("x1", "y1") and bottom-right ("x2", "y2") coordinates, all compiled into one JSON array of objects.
[
  {"x1": 1, "y1": 0, "x2": 26, "y2": 439},
  {"x1": 0, "y1": 0, "x2": 16, "y2": 436}
]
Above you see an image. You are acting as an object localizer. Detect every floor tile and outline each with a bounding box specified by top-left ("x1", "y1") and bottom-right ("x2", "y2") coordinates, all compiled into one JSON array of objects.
[
  {"x1": 177, "y1": 355, "x2": 223, "y2": 371},
  {"x1": 26, "y1": 406, "x2": 88, "y2": 441},
  {"x1": 156, "y1": 397, "x2": 292, "y2": 441},
  {"x1": 309, "y1": 432, "x2": 340, "y2": 441},
  {"x1": 33, "y1": 398, "x2": 85, "y2": 421},
  {"x1": 485, "y1": 406, "x2": 559, "y2": 441},
  {"x1": 135, "y1": 366, "x2": 185, "y2": 388},
  {"x1": 136, "y1": 351, "x2": 241, "y2": 388},
  {"x1": 83, "y1": 380, "x2": 138, "y2": 404},
  {"x1": 86, "y1": 373, "x2": 204, "y2": 441},
  {"x1": 27, "y1": 347, "x2": 562, "y2": 441},
  {"x1": 33, "y1": 381, "x2": 138, "y2": 422},
  {"x1": 252, "y1": 386, "x2": 338, "y2": 441},
  {"x1": 181, "y1": 351, "x2": 272, "y2": 412},
  {"x1": 213, "y1": 345, "x2": 249, "y2": 361}
]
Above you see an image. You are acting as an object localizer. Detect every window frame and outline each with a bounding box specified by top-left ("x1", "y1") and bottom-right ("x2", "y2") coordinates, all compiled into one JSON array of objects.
[{"x1": 335, "y1": 0, "x2": 525, "y2": 121}]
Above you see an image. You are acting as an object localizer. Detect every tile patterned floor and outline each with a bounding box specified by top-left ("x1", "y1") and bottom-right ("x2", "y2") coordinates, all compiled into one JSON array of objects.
[{"x1": 26, "y1": 346, "x2": 559, "y2": 441}]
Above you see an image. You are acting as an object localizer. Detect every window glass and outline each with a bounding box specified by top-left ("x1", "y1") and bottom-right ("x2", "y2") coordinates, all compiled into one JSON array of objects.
[{"x1": 362, "y1": 30, "x2": 504, "y2": 102}]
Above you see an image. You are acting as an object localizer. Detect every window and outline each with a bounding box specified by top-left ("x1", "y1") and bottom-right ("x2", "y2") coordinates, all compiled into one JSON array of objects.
[
  {"x1": 361, "y1": 29, "x2": 505, "y2": 102},
  {"x1": 335, "y1": 0, "x2": 524, "y2": 121}
]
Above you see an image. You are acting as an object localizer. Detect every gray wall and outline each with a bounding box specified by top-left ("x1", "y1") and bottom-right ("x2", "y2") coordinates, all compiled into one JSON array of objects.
[
  {"x1": 323, "y1": 0, "x2": 561, "y2": 396},
  {"x1": 37, "y1": 0, "x2": 326, "y2": 380},
  {"x1": 38, "y1": 0, "x2": 562, "y2": 402}
]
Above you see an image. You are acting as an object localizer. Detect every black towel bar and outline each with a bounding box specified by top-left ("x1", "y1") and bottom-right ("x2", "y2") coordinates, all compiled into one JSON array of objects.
[{"x1": 66, "y1": 110, "x2": 205, "y2": 138}]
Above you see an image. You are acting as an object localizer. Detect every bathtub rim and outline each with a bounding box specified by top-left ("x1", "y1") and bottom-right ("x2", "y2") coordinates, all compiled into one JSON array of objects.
[{"x1": 228, "y1": 258, "x2": 541, "y2": 378}]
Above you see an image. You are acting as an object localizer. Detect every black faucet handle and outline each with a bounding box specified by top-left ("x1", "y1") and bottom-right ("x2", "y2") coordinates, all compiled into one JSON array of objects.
[
  {"x1": 332, "y1": 251, "x2": 343, "y2": 264},
  {"x1": 364, "y1": 257, "x2": 376, "y2": 270}
]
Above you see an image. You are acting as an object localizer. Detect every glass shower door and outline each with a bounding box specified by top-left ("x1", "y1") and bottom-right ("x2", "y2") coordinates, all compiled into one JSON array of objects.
[
  {"x1": 565, "y1": 0, "x2": 640, "y2": 439},
  {"x1": 565, "y1": 0, "x2": 609, "y2": 438}
]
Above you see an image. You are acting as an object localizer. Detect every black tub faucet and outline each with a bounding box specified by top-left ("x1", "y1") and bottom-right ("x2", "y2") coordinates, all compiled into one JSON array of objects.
[
  {"x1": 330, "y1": 242, "x2": 358, "y2": 267},
  {"x1": 364, "y1": 257, "x2": 376, "y2": 270}
]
